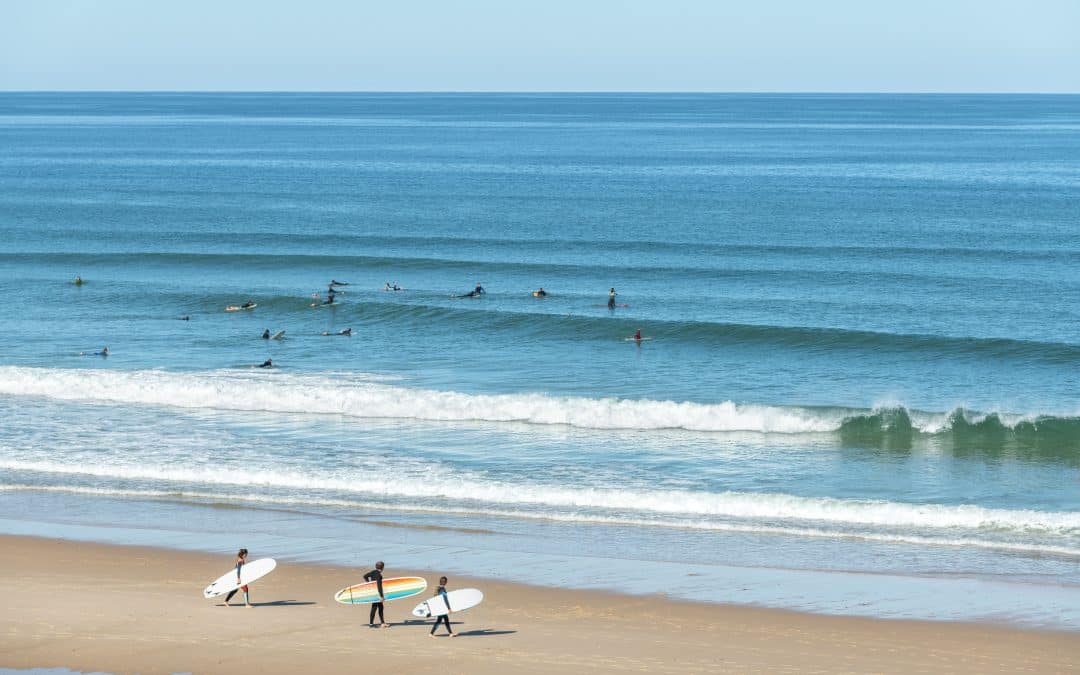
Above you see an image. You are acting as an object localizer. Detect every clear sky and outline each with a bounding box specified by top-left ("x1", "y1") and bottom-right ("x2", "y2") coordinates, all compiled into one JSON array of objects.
[{"x1": 2, "y1": 0, "x2": 1078, "y2": 92}]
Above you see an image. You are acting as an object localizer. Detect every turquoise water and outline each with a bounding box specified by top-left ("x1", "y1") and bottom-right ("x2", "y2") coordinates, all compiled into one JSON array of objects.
[{"x1": 2, "y1": 93, "x2": 1079, "y2": 626}]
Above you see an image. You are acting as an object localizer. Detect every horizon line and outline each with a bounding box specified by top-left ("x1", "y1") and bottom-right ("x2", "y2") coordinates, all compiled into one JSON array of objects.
[{"x1": 1, "y1": 89, "x2": 1079, "y2": 96}]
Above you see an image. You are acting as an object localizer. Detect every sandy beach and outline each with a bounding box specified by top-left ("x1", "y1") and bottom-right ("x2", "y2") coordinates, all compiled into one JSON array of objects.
[{"x1": 0, "y1": 535, "x2": 1077, "y2": 674}]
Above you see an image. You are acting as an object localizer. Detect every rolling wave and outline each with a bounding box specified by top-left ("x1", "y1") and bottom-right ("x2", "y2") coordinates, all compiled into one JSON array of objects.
[
  {"x1": 2, "y1": 461, "x2": 1078, "y2": 537},
  {"x1": 1, "y1": 367, "x2": 1077, "y2": 445}
]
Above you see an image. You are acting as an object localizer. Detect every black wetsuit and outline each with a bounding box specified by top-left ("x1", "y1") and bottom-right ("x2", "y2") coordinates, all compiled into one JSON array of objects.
[
  {"x1": 608, "y1": 293, "x2": 616, "y2": 309},
  {"x1": 259, "y1": 359, "x2": 272, "y2": 368},
  {"x1": 364, "y1": 568, "x2": 385, "y2": 625},
  {"x1": 224, "y1": 560, "x2": 247, "y2": 603},
  {"x1": 262, "y1": 330, "x2": 270, "y2": 339},
  {"x1": 430, "y1": 585, "x2": 453, "y2": 635}
]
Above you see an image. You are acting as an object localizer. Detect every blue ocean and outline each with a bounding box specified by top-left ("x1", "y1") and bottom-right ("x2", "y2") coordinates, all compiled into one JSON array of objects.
[{"x1": 2, "y1": 93, "x2": 1079, "y2": 627}]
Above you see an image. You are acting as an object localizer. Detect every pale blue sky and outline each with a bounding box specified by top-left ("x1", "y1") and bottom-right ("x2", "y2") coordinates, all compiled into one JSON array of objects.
[{"x1": 2, "y1": 0, "x2": 1078, "y2": 92}]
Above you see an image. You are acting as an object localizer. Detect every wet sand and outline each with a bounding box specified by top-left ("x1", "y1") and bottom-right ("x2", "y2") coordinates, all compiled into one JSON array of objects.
[{"x1": 1, "y1": 535, "x2": 1078, "y2": 674}]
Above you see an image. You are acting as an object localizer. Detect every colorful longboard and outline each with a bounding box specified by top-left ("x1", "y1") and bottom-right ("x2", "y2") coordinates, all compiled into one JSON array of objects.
[{"x1": 334, "y1": 576, "x2": 427, "y2": 605}]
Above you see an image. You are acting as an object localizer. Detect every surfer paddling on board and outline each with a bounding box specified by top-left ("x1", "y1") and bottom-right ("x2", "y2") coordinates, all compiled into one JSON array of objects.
[
  {"x1": 224, "y1": 548, "x2": 252, "y2": 608},
  {"x1": 330, "y1": 280, "x2": 349, "y2": 287},
  {"x1": 241, "y1": 300, "x2": 255, "y2": 310},
  {"x1": 429, "y1": 576, "x2": 457, "y2": 638},
  {"x1": 364, "y1": 561, "x2": 390, "y2": 628},
  {"x1": 259, "y1": 358, "x2": 272, "y2": 368}
]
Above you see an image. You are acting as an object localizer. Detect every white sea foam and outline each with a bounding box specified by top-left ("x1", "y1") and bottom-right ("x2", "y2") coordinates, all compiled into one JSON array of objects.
[
  {"x1": 3, "y1": 483, "x2": 1078, "y2": 558},
  {"x1": 0, "y1": 366, "x2": 864, "y2": 433},
  {"x1": 3, "y1": 457, "x2": 1078, "y2": 534}
]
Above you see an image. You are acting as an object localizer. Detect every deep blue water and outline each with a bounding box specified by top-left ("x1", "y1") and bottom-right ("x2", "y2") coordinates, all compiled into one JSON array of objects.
[{"x1": 1, "y1": 93, "x2": 1079, "y2": 625}]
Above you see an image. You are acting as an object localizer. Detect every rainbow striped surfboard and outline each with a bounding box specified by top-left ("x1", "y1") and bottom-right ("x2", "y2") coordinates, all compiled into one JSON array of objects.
[{"x1": 334, "y1": 576, "x2": 428, "y2": 605}]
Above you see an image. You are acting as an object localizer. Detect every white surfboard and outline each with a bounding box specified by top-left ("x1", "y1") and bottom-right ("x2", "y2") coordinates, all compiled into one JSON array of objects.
[
  {"x1": 203, "y1": 558, "x2": 277, "y2": 598},
  {"x1": 271, "y1": 330, "x2": 285, "y2": 340},
  {"x1": 411, "y1": 588, "x2": 484, "y2": 618}
]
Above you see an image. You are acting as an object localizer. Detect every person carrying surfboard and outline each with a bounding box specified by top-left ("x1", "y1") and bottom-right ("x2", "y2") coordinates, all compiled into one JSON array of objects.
[
  {"x1": 224, "y1": 548, "x2": 252, "y2": 608},
  {"x1": 429, "y1": 576, "x2": 457, "y2": 638},
  {"x1": 364, "y1": 561, "x2": 390, "y2": 628}
]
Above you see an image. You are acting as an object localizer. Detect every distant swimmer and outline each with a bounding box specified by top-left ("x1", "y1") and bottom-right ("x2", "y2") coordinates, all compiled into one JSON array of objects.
[
  {"x1": 180, "y1": 315, "x2": 190, "y2": 321},
  {"x1": 259, "y1": 358, "x2": 273, "y2": 368},
  {"x1": 81, "y1": 346, "x2": 109, "y2": 357},
  {"x1": 262, "y1": 329, "x2": 271, "y2": 340},
  {"x1": 322, "y1": 327, "x2": 352, "y2": 336},
  {"x1": 608, "y1": 288, "x2": 617, "y2": 309},
  {"x1": 533, "y1": 287, "x2": 547, "y2": 297},
  {"x1": 384, "y1": 282, "x2": 402, "y2": 291},
  {"x1": 459, "y1": 282, "x2": 486, "y2": 298},
  {"x1": 241, "y1": 300, "x2": 256, "y2": 309},
  {"x1": 330, "y1": 280, "x2": 350, "y2": 287},
  {"x1": 73, "y1": 275, "x2": 83, "y2": 286}
]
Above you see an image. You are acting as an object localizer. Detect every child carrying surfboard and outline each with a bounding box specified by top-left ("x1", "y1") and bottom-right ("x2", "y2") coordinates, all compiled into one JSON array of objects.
[
  {"x1": 429, "y1": 576, "x2": 457, "y2": 638},
  {"x1": 224, "y1": 548, "x2": 252, "y2": 608}
]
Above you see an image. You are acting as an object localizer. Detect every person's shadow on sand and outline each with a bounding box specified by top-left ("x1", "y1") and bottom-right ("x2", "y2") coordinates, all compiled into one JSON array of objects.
[
  {"x1": 455, "y1": 629, "x2": 516, "y2": 637},
  {"x1": 216, "y1": 600, "x2": 316, "y2": 607}
]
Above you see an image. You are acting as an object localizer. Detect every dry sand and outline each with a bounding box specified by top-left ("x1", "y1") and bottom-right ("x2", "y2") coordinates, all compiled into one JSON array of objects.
[{"x1": 1, "y1": 535, "x2": 1078, "y2": 674}]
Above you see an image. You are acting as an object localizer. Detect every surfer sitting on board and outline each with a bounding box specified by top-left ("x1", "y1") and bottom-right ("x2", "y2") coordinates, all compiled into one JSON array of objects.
[
  {"x1": 259, "y1": 358, "x2": 272, "y2": 368},
  {"x1": 74, "y1": 275, "x2": 83, "y2": 286},
  {"x1": 364, "y1": 561, "x2": 390, "y2": 628},
  {"x1": 459, "y1": 282, "x2": 485, "y2": 298},
  {"x1": 429, "y1": 576, "x2": 457, "y2": 638},
  {"x1": 534, "y1": 287, "x2": 547, "y2": 297},
  {"x1": 224, "y1": 548, "x2": 252, "y2": 608},
  {"x1": 262, "y1": 329, "x2": 271, "y2": 339}
]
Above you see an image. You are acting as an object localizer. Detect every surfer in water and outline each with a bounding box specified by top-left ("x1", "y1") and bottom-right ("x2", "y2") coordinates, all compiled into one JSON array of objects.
[
  {"x1": 429, "y1": 576, "x2": 457, "y2": 638},
  {"x1": 322, "y1": 328, "x2": 351, "y2": 336},
  {"x1": 241, "y1": 300, "x2": 256, "y2": 310},
  {"x1": 384, "y1": 281, "x2": 402, "y2": 291},
  {"x1": 261, "y1": 329, "x2": 271, "y2": 339},
  {"x1": 330, "y1": 280, "x2": 349, "y2": 287},
  {"x1": 259, "y1": 358, "x2": 272, "y2": 368},
  {"x1": 81, "y1": 346, "x2": 109, "y2": 357},
  {"x1": 224, "y1": 548, "x2": 252, "y2": 608},
  {"x1": 364, "y1": 561, "x2": 390, "y2": 628},
  {"x1": 608, "y1": 287, "x2": 617, "y2": 309},
  {"x1": 534, "y1": 287, "x2": 547, "y2": 297},
  {"x1": 459, "y1": 282, "x2": 485, "y2": 298},
  {"x1": 73, "y1": 275, "x2": 83, "y2": 286},
  {"x1": 633, "y1": 328, "x2": 642, "y2": 342}
]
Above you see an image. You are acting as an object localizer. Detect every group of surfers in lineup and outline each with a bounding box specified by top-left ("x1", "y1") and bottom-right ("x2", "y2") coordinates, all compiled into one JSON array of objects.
[
  {"x1": 226, "y1": 550, "x2": 457, "y2": 637},
  {"x1": 74, "y1": 276, "x2": 648, "y2": 362}
]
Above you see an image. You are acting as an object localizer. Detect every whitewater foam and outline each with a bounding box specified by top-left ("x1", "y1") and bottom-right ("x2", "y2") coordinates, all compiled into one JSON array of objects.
[{"x1": 3, "y1": 457, "x2": 1078, "y2": 534}]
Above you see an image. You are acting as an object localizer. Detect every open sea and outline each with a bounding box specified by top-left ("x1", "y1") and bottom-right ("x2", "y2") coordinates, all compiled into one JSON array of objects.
[{"x1": 2, "y1": 92, "x2": 1079, "y2": 628}]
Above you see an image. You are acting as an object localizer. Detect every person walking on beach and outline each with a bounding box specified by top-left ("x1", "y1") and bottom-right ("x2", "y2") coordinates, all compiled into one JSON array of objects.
[
  {"x1": 429, "y1": 576, "x2": 457, "y2": 638},
  {"x1": 224, "y1": 548, "x2": 252, "y2": 608},
  {"x1": 364, "y1": 561, "x2": 390, "y2": 628}
]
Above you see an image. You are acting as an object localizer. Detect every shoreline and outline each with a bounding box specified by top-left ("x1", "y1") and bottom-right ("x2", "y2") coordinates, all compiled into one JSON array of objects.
[{"x1": 3, "y1": 534, "x2": 1080, "y2": 674}]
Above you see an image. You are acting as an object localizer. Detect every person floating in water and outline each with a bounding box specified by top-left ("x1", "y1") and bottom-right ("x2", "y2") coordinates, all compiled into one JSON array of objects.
[
  {"x1": 364, "y1": 561, "x2": 390, "y2": 628},
  {"x1": 429, "y1": 576, "x2": 456, "y2": 638},
  {"x1": 223, "y1": 548, "x2": 252, "y2": 608},
  {"x1": 322, "y1": 327, "x2": 351, "y2": 336},
  {"x1": 180, "y1": 315, "x2": 190, "y2": 321},
  {"x1": 73, "y1": 275, "x2": 83, "y2": 286},
  {"x1": 534, "y1": 287, "x2": 547, "y2": 297},
  {"x1": 608, "y1": 287, "x2": 617, "y2": 309},
  {"x1": 82, "y1": 346, "x2": 109, "y2": 357},
  {"x1": 259, "y1": 358, "x2": 272, "y2": 368},
  {"x1": 241, "y1": 300, "x2": 256, "y2": 309},
  {"x1": 261, "y1": 329, "x2": 271, "y2": 339}
]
